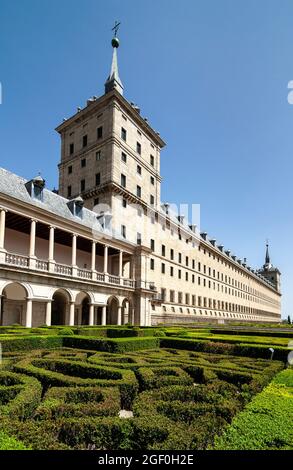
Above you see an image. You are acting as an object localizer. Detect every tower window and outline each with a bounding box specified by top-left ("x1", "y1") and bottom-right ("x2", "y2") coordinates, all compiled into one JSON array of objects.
[
  {"x1": 170, "y1": 249, "x2": 174, "y2": 260},
  {"x1": 81, "y1": 158, "x2": 86, "y2": 168},
  {"x1": 67, "y1": 185, "x2": 72, "y2": 198},
  {"x1": 150, "y1": 259, "x2": 155, "y2": 270},
  {"x1": 136, "y1": 142, "x2": 141, "y2": 155},
  {"x1": 121, "y1": 174, "x2": 126, "y2": 188},
  {"x1": 68, "y1": 165, "x2": 72, "y2": 174},
  {"x1": 150, "y1": 195, "x2": 154, "y2": 206},
  {"x1": 162, "y1": 245, "x2": 166, "y2": 256},
  {"x1": 137, "y1": 233, "x2": 142, "y2": 245},
  {"x1": 137, "y1": 165, "x2": 142, "y2": 175},
  {"x1": 122, "y1": 198, "x2": 127, "y2": 208},
  {"x1": 121, "y1": 225, "x2": 126, "y2": 239},
  {"x1": 137, "y1": 185, "x2": 141, "y2": 198},
  {"x1": 95, "y1": 173, "x2": 101, "y2": 186},
  {"x1": 82, "y1": 135, "x2": 88, "y2": 148},
  {"x1": 161, "y1": 263, "x2": 165, "y2": 274},
  {"x1": 121, "y1": 127, "x2": 127, "y2": 141},
  {"x1": 97, "y1": 126, "x2": 103, "y2": 139},
  {"x1": 150, "y1": 155, "x2": 154, "y2": 166},
  {"x1": 170, "y1": 266, "x2": 174, "y2": 277},
  {"x1": 121, "y1": 152, "x2": 127, "y2": 163},
  {"x1": 69, "y1": 143, "x2": 74, "y2": 155},
  {"x1": 80, "y1": 179, "x2": 85, "y2": 192},
  {"x1": 96, "y1": 151, "x2": 101, "y2": 161},
  {"x1": 94, "y1": 197, "x2": 99, "y2": 206},
  {"x1": 150, "y1": 239, "x2": 155, "y2": 251},
  {"x1": 150, "y1": 176, "x2": 155, "y2": 185}
]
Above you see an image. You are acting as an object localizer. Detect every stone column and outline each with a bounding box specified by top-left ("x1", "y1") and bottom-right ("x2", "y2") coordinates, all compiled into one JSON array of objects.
[
  {"x1": 71, "y1": 234, "x2": 77, "y2": 277},
  {"x1": 25, "y1": 299, "x2": 33, "y2": 328},
  {"x1": 91, "y1": 241, "x2": 97, "y2": 280},
  {"x1": 103, "y1": 245, "x2": 108, "y2": 273},
  {"x1": 89, "y1": 304, "x2": 94, "y2": 326},
  {"x1": 29, "y1": 219, "x2": 37, "y2": 268},
  {"x1": 48, "y1": 226, "x2": 55, "y2": 272},
  {"x1": 45, "y1": 301, "x2": 52, "y2": 326},
  {"x1": 0, "y1": 209, "x2": 6, "y2": 250},
  {"x1": 69, "y1": 302, "x2": 75, "y2": 326},
  {"x1": 117, "y1": 306, "x2": 122, "y2": 326},
  {"x1": 119, "y1": 250, "x2": 123, "y2": 277},
  {"x1": 102, "y1": 305, "x2": 107, "y2": 326}
]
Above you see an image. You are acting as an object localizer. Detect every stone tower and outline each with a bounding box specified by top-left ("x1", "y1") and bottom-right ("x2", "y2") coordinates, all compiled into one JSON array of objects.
[
  {"x1": 258, "y1": 243, "x2": 281, "y2": 293},
  {"x1": 56, "y1": 29, "x2": 165, "y2": 245}
]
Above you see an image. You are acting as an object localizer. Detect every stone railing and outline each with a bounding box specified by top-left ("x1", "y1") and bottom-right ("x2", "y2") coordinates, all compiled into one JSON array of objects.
[
  {"x1": 36, "y1": 260, "x2": 49, "y2": 271},
  {"x1": 77, "y1": 268, "x2": 92, "y2": 280},
  {"x1": 55, "y1": 263, "x2": 73, "y2": 276},
  {"x1": 108, "y1": 275, "x2": 120, "y2": 285},
  {"x1": 3, "y1": 252, "x2": 135, "y2": 290},
  {"x1": 5, "y1": 253, "x2": 29, "y2": 267}
]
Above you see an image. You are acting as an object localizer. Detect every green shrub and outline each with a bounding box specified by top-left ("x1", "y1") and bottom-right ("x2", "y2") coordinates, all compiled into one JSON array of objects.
[
  {"x1": 57, "y1": 328, "x2": 74, "y2": 336},
  {"x1": 0, "y1": 431, "x2": 28, "y2": 450},
  {"x1": 0, "y1": 335, "x2": 63, "y2": 352},
  {"x1": 214, "y1": 369, "x2": 293, "y2": 449},
  {"x1": 0, "y1": 371, "x2": 42, "y2": 419},
  {"x1": 63, "y1": 336, "x2": 160, "y2": 353}
]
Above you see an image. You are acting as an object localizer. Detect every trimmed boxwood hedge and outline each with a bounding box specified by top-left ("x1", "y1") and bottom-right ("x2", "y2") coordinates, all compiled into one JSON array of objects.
[
  {"x1": 0, "y1": 371, "x2": 42, "y2": 419},
  {"x1": 63, "y1": 336, "x2": 160, "y2": 352},
  {"x1": 0, "y1": 335, "x2": 63, "y2": 352},
  {"x1": 13, "y1": 358, "x2": 138, "y2": 409},
  {"x1": 160, "y1": 337, "x2": 289, "y2": 361},
  {"x1": 35, "y1": 385, "x2": 120, "y2": 419},
  {"x1": 135, "y1": 366, "x2": 193, "y2": 390},
  {"x1": 213, "y1": 369, "x2": 293, "y2": 449}
]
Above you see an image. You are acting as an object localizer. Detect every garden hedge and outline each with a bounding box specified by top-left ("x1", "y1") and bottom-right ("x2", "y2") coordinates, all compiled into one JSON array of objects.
[{"x1": 62, "y1": 336, "x2": 160, "y2": 352}]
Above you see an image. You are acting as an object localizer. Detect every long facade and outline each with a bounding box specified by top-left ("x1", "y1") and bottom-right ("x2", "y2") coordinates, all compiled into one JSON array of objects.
[{"x1": 0, "y1": 34, "x2": 281, "y2": 327}]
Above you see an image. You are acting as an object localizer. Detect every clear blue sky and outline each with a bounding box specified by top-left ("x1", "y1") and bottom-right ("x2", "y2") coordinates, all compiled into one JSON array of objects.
[{"x1": 1, "y1": 0, "x2": 292, "y2": 319}]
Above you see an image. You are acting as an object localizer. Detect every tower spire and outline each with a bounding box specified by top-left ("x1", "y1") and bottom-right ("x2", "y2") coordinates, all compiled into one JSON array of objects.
[
  {"x1": 263, "y1": 240, "x2": 272, "y2": 270},
  {"x1": 104, "y1": 21, "x2": 124, "y2": 96}
]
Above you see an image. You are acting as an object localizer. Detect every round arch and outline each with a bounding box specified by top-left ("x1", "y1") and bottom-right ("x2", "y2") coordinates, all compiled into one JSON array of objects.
[
  {"x1": 107, "y1": 296, "x2": 120, "y2": 325},
  {"x1": 1, "y1": 282, "x2": 30, "y2": 326},
  {"x1": 121, "y1": 297, "x2": 134, "y2": 325},
  {"x1": 51, "y1": 289, "x2": 70, "y2": 326}
]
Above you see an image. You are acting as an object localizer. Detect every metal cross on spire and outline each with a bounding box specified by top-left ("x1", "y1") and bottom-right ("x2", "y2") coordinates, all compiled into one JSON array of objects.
[{"x1": 112, "y1": 20, "x2": 121, "y2": 37}]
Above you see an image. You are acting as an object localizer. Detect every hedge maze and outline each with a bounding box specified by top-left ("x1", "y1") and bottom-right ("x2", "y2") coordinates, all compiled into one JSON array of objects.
[{"x1": 0, "y1": 343, "x2": 285, "y2": 450}]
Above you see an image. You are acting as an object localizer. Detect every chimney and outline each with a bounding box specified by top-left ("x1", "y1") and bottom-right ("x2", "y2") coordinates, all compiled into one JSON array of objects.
[
  {"x1": 200, "y1": 232, "x2": 208, "y2": 240},
  {"x1": 210, "y1": 239, "x2": 216, "y2": 246}
]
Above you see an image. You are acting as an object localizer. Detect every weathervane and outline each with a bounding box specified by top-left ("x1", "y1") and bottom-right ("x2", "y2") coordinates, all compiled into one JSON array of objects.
[{"x1": 112, "y1": 20, "x2": 121, "y2": 38}]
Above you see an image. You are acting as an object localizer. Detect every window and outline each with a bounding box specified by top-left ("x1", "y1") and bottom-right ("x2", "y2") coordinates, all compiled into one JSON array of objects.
[
  {"x1": 170, "y1": 266, "x2": 174, "y2": 277},
  {"x1": 178, "y1": 253, "x2": 182, "y2": 263},
  {"x1": 94, "y1": 198, "x2": 99, "y2": 206},
  {"x1": 178, "y1": 292, "x2": 183, "y2": 304},
  {"x1": 137, "y1": 185, "x2": 141, "y2": 198},
  {"x1": 95, "y1": 173, "x2": 101, "y2": 186},
  {"x1": 121, "y1": 174, "x2": 126, "y2": 188},
  {"x1": 185, "y1": 272, "x2": 189, "y2": 281},
  {"x1": 82, "y1": 135, "x2": 88, "y2": 148},
  {"x1": 121, "y1": 152, "x2": 127, "y2": 163},
  {"x1": 162, "y1": 245, "x2": 166, "y2": 256},
  {"x1": 150, "y1": 259, "x2": 155, "y2": 270},
  {"x1": 81, "y1": 158, "x2": 86, "y2": 168},
  {"x1": 137, "y1": 233, "x2": 142, "y2": 245},
  {"x1": 68, "y1": 165, "x2": 72, "y2": 174},
  {"x1": 69, "y1": 143, "x2": 74, "y2": 155},
  {"x1": 137, "y1": 165, "x2": 142, "y2": 175},
  {"x1": 150, "y1": 239, "x2": 155, "y2": 251},
  {"x1": 170, "y1": 290, "x2": 175, "y2": 302},
  {"x1": 121, "y1": 225, "x2": 126, "y2": 238},
  {"x1": 80, "y1": 179, "x2": 85, "y2": 192},
  {"x1": 150, "y1": 155, "x2": 154, "y2": 166},
  {"x1": 96, "y1": 151, "x2": 101, "y2": 161},
  {"x1": 178, "y1": 269, "x2": 182, "y2": 279},
  {"x1": 186, "y1": 256, "x2": 189, "y2": 267},
  {"x1": 67, "y1": 185, "x2": 72, "y2": 198},
  {"x1": 121, "y1": 127, "x2": 127, "y2": 141},
  {"x1": 170, "y1": 249, "x2": 174, "y2": 260},
  {"x1": 136, "y1": 142, "x2": 141, "y2": 155},
  {"x1": 97, "y1": 126, "x2": 103, "y2": 139},
  {"x1": 150, "y1": 176, "x2": 155, "y2": 185},
  {"x1": 161, "y1": 288, "x2": 166, "y2": 301},
  {"x1": 150, "y1": 195, "x2": 155, "y2": 206},
  {"x1": 122, "y1": 198, "x2": 127, "y2": 208},
  {"x1": 161, "y1": 263, "x2": 165, "y2": 274}
]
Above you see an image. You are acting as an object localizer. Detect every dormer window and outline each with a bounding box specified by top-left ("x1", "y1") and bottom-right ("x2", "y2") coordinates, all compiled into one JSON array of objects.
[
  {"x1": 25, "y1": 175, "x2": 45, "y2": 202},
  {"x1": 67, "y1": 196, "x2": 84, "y2": 219}
]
